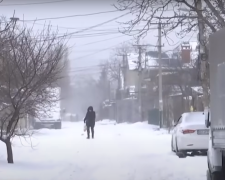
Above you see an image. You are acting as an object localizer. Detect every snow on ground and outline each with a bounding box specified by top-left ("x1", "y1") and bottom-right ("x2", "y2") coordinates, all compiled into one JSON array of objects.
[{"x1": 0, "y1": 120, "x2": 207, "y2": 180}]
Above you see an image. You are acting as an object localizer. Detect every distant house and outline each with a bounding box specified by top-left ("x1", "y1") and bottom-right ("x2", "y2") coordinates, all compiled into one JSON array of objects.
[
  {"x1": 117, "y1": 41, "x2": 201, "y2": 123},
  {"x1": 120, "y1": 50, "x2": 170, "y2": 97}
]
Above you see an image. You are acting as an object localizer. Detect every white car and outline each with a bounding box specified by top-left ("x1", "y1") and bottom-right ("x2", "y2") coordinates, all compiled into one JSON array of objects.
[{"x1": 171, "y1": 112, "x2": 209, "y2": 158}]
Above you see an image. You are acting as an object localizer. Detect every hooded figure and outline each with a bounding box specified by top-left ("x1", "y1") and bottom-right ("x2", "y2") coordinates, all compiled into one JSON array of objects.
[{"x1": 84, "y1": 106, "x2": 96, "y2": 139}]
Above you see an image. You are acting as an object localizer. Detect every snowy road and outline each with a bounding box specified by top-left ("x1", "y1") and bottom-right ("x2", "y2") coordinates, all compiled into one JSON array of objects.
[{"x1": 0, "y1": 121, "x2": 207, "y2": 180}]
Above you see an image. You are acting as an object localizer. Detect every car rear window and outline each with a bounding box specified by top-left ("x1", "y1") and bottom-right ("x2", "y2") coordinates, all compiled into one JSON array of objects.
[{"x1": 184, "y1": 113, "x2": 205, "y2": 124}]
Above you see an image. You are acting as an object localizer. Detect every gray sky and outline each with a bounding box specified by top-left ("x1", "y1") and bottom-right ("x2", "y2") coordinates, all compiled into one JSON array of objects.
[{"x1": 0, "y1": 0, "x2": 197, "y2": 78}]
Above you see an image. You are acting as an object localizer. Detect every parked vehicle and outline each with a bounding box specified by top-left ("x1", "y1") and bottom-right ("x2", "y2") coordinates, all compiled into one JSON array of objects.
[
  {"x1": 171, "y1": 112, "x2": 209, "y2": 158},
  {"x1": 33, "y1": 87, "x2": 61, "y2": 129},
  {"x1": 205, "y1": 28, "x2": 225, "y2": 180}
]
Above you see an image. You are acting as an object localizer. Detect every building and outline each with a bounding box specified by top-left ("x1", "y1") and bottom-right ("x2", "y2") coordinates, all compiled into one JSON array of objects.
[{"x1": 117, "y1": 41, "x2": 201, "y2": 126}]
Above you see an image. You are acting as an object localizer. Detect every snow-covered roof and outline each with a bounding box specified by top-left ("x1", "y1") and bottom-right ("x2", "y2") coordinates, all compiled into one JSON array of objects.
[
  {"x1": 168, "y1": 85, "x2": 182, "y2": 96},
  {"x1": 127, "y1": 51, "x2": 169, "y2": 70},
  {"x1": 126, "y1": 53, "x2": 139, "y2": 70},
  {"x1": 191, "y1": 86, "x2": 203, "y2": 94}
]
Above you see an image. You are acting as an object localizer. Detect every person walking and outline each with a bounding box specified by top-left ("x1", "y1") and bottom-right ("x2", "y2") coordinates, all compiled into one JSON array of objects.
[{"x1": 84, "y1": 106, "x2": 96, "y2": 139}]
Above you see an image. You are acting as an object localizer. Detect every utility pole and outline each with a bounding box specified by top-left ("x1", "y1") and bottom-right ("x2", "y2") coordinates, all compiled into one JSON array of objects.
[
  {"x1": 117, "y1": 54, "x2": 127, "y2": 87},
  {"x1": 133, "y1": 38, "x2": 165, "y2": 123},
  {"x1": 158, "y1": 22, "x2": 163, "y2": 128},
  {"x1": 196, "y1": 0, "x2": 209, "y2": 109},
  {"x1": 10, "y1": 17, "x2": 19, "y2": 23},
  {"x1": 144, "y1": 52, "x2": 148, "y2": 69},
  {"x1": 132, "y1": 41, "x2": 144, "y2": 121},
  {"x1": 138, "y1": 44, "x2": 143, "y2": 121},
  {"x1": 141, "y1": 22, "x2": 164, "y2": 128},
  {"x1": 116, "y1": 54, "x2": 127, "y2": 123}
]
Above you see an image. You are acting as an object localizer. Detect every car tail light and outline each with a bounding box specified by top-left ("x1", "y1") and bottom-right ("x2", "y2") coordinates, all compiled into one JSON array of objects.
[{"x1": 182, "y1": 129, "x2": 196, "y2": 134}]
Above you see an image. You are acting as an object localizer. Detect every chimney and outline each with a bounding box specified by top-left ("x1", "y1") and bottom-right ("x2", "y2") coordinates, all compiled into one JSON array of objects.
[{"x1": 181, "y1": 42, "x2": 191, "y2": 63}]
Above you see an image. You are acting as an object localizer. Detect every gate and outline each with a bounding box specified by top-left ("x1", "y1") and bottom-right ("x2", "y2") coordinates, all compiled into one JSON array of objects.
[{"x1": 148, "y1": 108, "x2": 159, "y2": 126}]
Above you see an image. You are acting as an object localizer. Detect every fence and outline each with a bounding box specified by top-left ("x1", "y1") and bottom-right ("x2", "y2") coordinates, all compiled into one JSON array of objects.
[{"x1": 116, "y1": 98, "x2": 140, "y2": 123}]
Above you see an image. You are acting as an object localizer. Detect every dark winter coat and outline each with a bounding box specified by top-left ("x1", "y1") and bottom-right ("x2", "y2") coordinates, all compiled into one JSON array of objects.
[{"x1": 84, "y1": 106, "x2": 96, "y2": 127}]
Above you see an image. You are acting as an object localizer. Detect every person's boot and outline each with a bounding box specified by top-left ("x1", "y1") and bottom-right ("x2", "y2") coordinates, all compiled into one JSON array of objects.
[
  {"x1": 92, "y1": 133, "x2": 94, "y2": 139},
  {"x1": 87, "y1": 136, "x2": 90, "y2": 139}
]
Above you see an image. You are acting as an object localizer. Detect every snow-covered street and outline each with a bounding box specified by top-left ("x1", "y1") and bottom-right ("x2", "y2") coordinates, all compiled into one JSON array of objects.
[{"x1": 0, "y1": 121, "x2": 207, "y2": 180}]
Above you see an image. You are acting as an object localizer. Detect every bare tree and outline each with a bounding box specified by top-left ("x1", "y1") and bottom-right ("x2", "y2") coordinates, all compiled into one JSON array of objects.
[
  {"x1": 115, "y1": 0, "x2": 224, "y2": 38},
  {"x1": 106, "y1": 42, "x2": 133, "y2": 87},
  {"x1": 112, "y1": 41, "x2": 133, "y2": 56},
  {"x1": 115, "y1": 0, "x2": 225, "y2": 107},
  {"x1": 0, "y1": 22, "x2": 67, "y2": 163}
]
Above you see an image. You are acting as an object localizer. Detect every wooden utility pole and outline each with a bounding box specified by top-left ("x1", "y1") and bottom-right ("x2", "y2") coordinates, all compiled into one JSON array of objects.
[
  {"x1": 138, "y1": 44, "x2": 143, "y2": 121},
  {"x1": 132, "y1": 43, "x2": 144, "y2": 121},
  {"x1": 135, "y1": 22, "x2": 165, "y2": 128},
  {"x1": 158, "y1": 22, "x2": 163, "y2": 128},
  {"x1": 116, "y1": 54, "x2": 127, "y2": 123},
  {"x1": 117, "y1": 54, "x2": 127, "y2": 89},
  {"x1": 196, "y1": 0, "x2": 209, "y2": 108},
  {"x1": 133, "y1": 43, "x2": 156, "y2": 121}
]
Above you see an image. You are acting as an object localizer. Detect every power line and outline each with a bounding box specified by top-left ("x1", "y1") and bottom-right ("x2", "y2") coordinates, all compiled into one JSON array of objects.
[
  {"x1": 68, "y1": 64, "x2": 102, "y2": 71},
  {"x1": 22, "y1": 21, "x2": 153, "y2": 30},
  {"x1": 23, "y1": 27, "x2": 157, "y2": 39},
  {"x1": 0, "y1": 0, "x2": 75, "y2": 6},
  {"x1": 73, "y1": 38, "x2": 133, "y2": 61},
  {"x1": 22, "y1": 12, "x2": 131, "y2": 42},
  {"x1": 79, "y1": 35, "x2": 126, "y2": 46},
  {"x1": 73, "y1": 49, "x2": 116, "y2": 53},
  {"x1": 21, "y1": 10, "x2": 120, "y2": 22},
  {"x1": 50, "y1": 12, "x2": 130, "y2": 37},
  {"x1": 20, "y1": 21, "x2": 124, "y2": 29},
  {"x1": 69, "y1": 68, "x2": 101, "y2": 73}
]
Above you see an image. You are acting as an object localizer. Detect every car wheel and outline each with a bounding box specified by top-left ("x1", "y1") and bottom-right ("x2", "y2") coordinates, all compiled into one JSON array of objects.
[
  {"x1": 54, "y1": 122, "x2": 61, "y2": 129},
  {"x1": 207, "y1": 170, "x2": 211, "y2": 180},
  {"x1": 171, "y1": 137, "x2": 175, "y2": 152},
  {"x1": 175, "y1": 137, "x2": 187, "y2": 158},
  {"x1": 209, "y1": 171, "x2": 223, "y2": 180},
  {"x1": 201, "y1": 151, "x2": 208, "y2": 156}
]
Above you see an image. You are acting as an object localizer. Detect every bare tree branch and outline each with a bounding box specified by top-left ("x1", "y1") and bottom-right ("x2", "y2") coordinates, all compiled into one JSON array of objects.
[
  {"x1": 115, "y1": 0, "x2": 225, "y2": 39},
  {"x1": 0, "y1": 19, "x2": 68, "y2": 164}
]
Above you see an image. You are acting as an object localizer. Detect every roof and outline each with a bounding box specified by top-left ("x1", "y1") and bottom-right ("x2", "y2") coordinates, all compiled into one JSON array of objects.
[
  {"x1": 125, "y1": 42, "x2": 198, "y2": 77},
  {"x1": 127, "y1": 51, "x2": 169, "y2": 70},
  {"x1": 146, "y1": 51, "x2": 169, "y2": 59},
  {"x1": 127, "y1": 52, "x2": 139, "y2": 70},
  {"x1": 191, "y1": 86, "x2": 203, "y2": 94}
]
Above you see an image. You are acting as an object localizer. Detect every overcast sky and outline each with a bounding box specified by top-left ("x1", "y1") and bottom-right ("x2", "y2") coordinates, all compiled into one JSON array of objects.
[{"x1": 0, "y1": 0, "x2": 197, "y2": 79}]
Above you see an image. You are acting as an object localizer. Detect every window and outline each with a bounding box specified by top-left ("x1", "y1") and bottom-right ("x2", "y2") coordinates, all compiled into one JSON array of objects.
[{"x1": 175, "y1": 116, "x2": 182, "y2": 126}]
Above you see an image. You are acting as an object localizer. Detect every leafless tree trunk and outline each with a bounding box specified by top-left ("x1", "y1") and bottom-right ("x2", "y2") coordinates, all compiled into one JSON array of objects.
[{"x1": 5, "y1": 139, "x2": 13, "y2": 163}]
